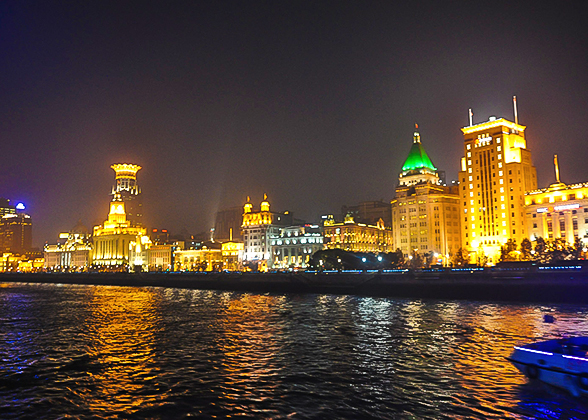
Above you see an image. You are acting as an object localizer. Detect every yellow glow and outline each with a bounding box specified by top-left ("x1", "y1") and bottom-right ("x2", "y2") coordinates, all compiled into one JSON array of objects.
[
  {"x1": 461, "y1": 118, "x2": 526, "y2": 135},
  {"x1": 111, "y1": 163, "x2": 141, "y2": 179}
]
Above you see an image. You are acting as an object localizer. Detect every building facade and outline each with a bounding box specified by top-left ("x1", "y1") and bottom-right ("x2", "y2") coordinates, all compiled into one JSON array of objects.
[
  {"x1": 241, "y1": 195, "x2": 292, "y2": 270},
  {"x1": 174, "y1": 247, "x2": 223, "y2": 271},
  {"x1": 93, "y1": 192, "x2": 149, "y2": 267},
  {"x1": 391, "y1": 128, "x2": 461, "y2": 260},
  {"x1": 44, "y1": 221, "x2": 92, "y2": 271},
  {"x1": 323, "y1": 214, "x2": 393, "y2": 253},
  {"x1": 525, "y1": 158, "x2": 588, "y2": 245},
  {"x1": 271, "y1": 225, "x2": 324, "y2": 269},
  {"x1": 221, "y1": 240, "x2": 244, "y2": 271},
  {"x1": 0, "y1": 198, "x2": 16, "y2": 218},
  {"x1": 458, "y1": 117, "x2": 537, "y2": 263},
  {"x1": 0, "y1": 212, "x2": 32, "y2": 254}
]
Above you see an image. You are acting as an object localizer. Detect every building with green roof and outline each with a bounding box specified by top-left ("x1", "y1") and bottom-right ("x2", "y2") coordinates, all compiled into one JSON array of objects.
[{"x1": 391, "y1": 126, "x2": 461, "y2": 262}]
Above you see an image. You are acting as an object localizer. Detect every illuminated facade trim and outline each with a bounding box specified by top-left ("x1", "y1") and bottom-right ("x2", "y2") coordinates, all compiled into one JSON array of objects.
[
  {"x1": 525, "y1": 182, "x2": 588, "y2": 244},
  {"x1": 241, "y1": 194, "x2": 291, "y2": 269}
]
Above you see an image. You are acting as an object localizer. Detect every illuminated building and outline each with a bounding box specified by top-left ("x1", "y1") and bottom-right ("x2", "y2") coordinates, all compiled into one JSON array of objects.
[
  {"x1": 111, "y1": 163, "x2": 143, "y2": 227},
  {"x1": 0, "y1": 252, "x2": 43, "y2": 272},
  {"x1": 146, "y1": 244, "x2": 177, "y2": 271},
  {"x1": 323, "y1": 214, "x2": 393, "y2": 253},
  {"x1": 0, "y1": 198, "x2": 16, "y2": 217},
  {"x1": 221, "y1": 228, "x2": 244, "y2": 271},
  {"x1": 174, "y1": 247, "x2": 223, "y2": 271},
  {"x1": 44, "y1": 221, "x2": 92, "y2": 271},
  {"x1": 458, "y1": 114, "x2": 537, "y2": 262},
  {"x1": 93, "y1": 192, "x2": 150, "y2": 267},
  {"x1": 241, "y1": 194, "x2": 292, "y2": 270},
  {"x1": 525, "y1": 156, "x2": 588, "y2": 245},
  {"x1": 271, "y1": 225, "x2": 323, "y2": 269},
  {"x1": 391, "y1": 127, "x2": 461, "y2": 260},
  {"x1": 0, "y1": 212, "x2": 32, "y2": 254}
]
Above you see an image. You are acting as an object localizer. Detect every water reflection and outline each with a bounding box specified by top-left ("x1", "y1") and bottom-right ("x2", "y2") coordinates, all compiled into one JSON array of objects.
[
  {"x1": 78, "y1": 286, "x2": 163, "y2": 414},
  {"x1": 212, "y1": 294, "x2": 287, "y2": 415},
  {"x1": 3, "y1": 283, "x2": 588, "y2": 419}
]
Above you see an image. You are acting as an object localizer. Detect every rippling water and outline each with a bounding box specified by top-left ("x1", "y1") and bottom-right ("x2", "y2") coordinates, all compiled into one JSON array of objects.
[{"x1": 2, "y1": 282, "x2": 588, "y2": 419}]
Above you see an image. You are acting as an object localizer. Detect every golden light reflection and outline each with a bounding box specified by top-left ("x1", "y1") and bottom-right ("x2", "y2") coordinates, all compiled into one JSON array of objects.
[
  {"x1": 217, "y1": 294, "x2": 285, "y2": 402},
  {"x1": 446, "y1": 304, "x2": 559, "y2": 409},
  {"x1": 79, "y1": 286, "x2": 163, "y2": 414}
]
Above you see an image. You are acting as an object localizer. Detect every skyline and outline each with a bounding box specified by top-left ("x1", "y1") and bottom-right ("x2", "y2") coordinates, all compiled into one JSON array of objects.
[{"x1": 1, "y1": 2, "x2": 587, "y2": 247}]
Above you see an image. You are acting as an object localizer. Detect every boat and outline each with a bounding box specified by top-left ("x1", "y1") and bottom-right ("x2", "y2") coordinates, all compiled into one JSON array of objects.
[{"x1": 508, "y1": 337, "x2": 588, "y2": 397}]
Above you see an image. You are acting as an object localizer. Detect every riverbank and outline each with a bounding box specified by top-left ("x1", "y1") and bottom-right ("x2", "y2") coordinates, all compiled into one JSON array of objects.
[{"x1": 3, "y1": 270, "x2": 588, "y2": 304}]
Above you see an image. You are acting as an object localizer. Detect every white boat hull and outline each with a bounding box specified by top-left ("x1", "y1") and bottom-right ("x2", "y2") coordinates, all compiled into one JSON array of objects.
[{"x1": 508, "y1": 337, "x2": 588, "y2": 397}]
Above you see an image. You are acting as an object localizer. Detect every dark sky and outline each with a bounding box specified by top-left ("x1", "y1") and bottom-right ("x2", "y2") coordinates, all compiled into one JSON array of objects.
[{"x1": 1, "y1": 1, "x2": 588, "y2": 247}]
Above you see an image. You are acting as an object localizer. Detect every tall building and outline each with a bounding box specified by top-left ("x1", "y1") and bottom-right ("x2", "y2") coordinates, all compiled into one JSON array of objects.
[
  {"x1": 93, "y1": 164, "x2": 150, "y2": 268},
  {"x1": 458, "y1": 116, "x2": 537, "y2": 263},
  {"x1": 525, "y1": 156, "x2": 588, "y2": 245},
  {"x1": 111, "y1": 164, "x2": 143, "y2": 227},
  {"x1": 0, "y1": 212, "x2": 32, "y2": 254},
  {"x1": 241, "y1": 194, "x2": 292, "y2": 270},
  {"x1": 391, "y1": 127, "x2": 461, "y2": 260},
  {"x1": 0, "y1": 198, "x2": 16, "y2": 217}
]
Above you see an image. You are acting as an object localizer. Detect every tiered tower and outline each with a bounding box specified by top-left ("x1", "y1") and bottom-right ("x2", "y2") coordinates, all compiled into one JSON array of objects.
[
  {"x1": 111, "y1": 164, "x2": 143, "y2": 227},
  {"x1": 92, "y1": 164, "x2": 149, "y2": 267}
]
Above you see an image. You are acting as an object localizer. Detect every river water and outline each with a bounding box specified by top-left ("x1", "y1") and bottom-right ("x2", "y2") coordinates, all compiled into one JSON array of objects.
[{"x1": 1, "y1": 282, "x2": 588, "y2": 419}]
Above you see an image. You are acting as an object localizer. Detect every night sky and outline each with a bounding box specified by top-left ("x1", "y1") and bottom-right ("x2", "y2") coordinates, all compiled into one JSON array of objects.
[{"x1": 1, "y1": 1, "x2": 587, "y2": 247}]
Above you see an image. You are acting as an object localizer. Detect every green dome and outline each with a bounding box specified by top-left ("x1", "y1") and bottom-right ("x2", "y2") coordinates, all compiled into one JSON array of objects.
[{"x1": 401, "y1": 137, "x2": 437, "y2": 172}]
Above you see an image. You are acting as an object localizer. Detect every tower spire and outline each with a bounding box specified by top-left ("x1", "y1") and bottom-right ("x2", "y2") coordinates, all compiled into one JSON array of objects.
[
  {"x1": 413, "y1": 123, "x2": 420, "y2": 143},
  {"x1": 554, "y1": 154, "x2": 561, "y2": 183},
  {"x1": 513, "y1": 96, "x2": 518, "y2": 124}
]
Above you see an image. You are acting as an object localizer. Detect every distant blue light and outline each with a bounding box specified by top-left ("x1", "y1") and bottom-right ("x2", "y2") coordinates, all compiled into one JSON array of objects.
[{"x1": 16, "y1": 203, "x2": 25, "y2": 210}]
